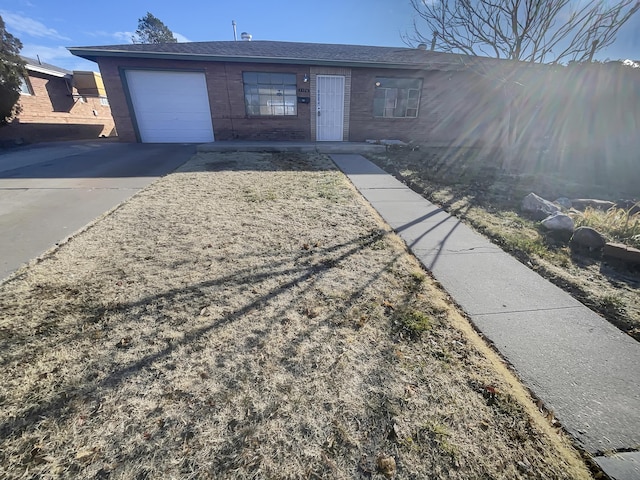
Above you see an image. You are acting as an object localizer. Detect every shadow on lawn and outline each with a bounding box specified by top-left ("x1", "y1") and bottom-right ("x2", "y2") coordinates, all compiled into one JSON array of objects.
[
  {"x1": 0, "y1": 228, "x2": 410, "y2": 448},
  {"x1": 0, "y1": 149, "x2": 486, "y2": 478}
]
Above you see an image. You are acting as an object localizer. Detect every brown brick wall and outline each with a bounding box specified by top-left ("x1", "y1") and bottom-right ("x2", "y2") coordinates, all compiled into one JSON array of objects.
[
  {"x1": 97, "y1": 58, "x2": 139, "y2": 142},
  {"x1": 97, "y1": 57, "x2": 312, "y2": 142},
  {"x1": 212, "y1": 62, "x2": 311, "y2": 141},
  {"x1": 349, "y1": 68, "x2": 503, "y2": 144},
  {"x1": 95, "y1": 57, "x2": 505, "y2": 144},
  {"x1": 0, "y1": 71, "x2": 116, "y2": 144}
]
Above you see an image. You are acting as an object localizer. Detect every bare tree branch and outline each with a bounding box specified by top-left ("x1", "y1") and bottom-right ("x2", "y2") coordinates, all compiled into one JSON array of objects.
[{"x1": 406, "y1": 0, "x2": 640, "y2": 64}]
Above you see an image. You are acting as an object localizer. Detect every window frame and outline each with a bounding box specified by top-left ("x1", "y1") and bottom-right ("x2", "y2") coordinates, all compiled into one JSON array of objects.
[
  {"x1": 19, "y1": 75, "x2": 33, "y2": 95},
  {"x1": 373, "y1": 77, "x2": 423, "y2": 119},
  {"x1": 242, "y1": 72, "x2": 298, "y2": 117}
]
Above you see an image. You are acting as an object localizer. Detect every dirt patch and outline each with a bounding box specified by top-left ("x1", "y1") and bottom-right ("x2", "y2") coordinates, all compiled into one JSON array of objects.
[
  {"x1": 0, "y1": 152, "x2": 590, "y2": 478},
  {"x1": 368, "y1": 147, "x2": 640, "y2": 341}
]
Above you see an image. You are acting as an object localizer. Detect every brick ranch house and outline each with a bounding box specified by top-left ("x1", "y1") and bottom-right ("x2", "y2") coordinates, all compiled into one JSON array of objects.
[
  {"x1": 0, "y1": 56, "x2": 116, "y2": 145},
  {"x1": 68, "y1": 40, "x2": 509, "y2": 144}
]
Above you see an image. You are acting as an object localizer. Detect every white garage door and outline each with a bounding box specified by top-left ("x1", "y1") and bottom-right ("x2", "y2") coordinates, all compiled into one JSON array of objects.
[{"x1": 125, "y1": 70, "x2": 214, "y2": 143}]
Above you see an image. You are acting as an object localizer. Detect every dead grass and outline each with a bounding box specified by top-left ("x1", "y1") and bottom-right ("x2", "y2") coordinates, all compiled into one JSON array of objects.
[
  {"x1": 0, "y1": 152, "x2": 590, "y2": 479},
  {"x1": 575, "y1": 207, "x2": 640, "y2": 249}
]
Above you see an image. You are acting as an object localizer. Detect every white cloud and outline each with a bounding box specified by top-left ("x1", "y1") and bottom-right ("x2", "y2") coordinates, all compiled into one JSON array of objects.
[
  {"x1": 174, "y1": 32, "x2": 192, "y2": 43},
  {"x1": 109, "y1": 30, "x2": 190, "y2": 44},
  {"x1": 112, "y1": 31, "x2": 136, "y2": 43},
  {"x1": 83, "y1": 30, "x2": 112, "y2": 38},
  {"x1": 21, "y1": 44, "x2": 72, "y2": 63},
  {"x1": 0, "y1": 10, "x2": 70, "y2": 40},
  {"x1": 81, "y1": 30, "x2": 136, "y2": 44},
  {"x1": 21, "y1": 44, "x2": 98, "y2": 71}
]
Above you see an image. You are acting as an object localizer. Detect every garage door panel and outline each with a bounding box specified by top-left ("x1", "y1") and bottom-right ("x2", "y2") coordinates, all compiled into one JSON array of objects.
[
  {"x1": 125, "y1": 70, "x2": 214, "y2": 143},
  {"x1": 133, "y1": 93, "x2": 206, "y2": 112},
  {"x1": 140, "y1": 128, "x2": 214, "y2": 143},
  {"x1": 134, "y1": 111, "x2": 212, "y2": 123},
  {"x1": 132, "y1": 105, "x2": 212, "y2": 116}
]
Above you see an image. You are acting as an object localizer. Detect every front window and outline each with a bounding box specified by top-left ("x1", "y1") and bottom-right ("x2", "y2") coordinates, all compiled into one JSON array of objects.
[
  {"x1": 19, "y1": 76, "x2": 33, "y2": 95},
  {"x1": 373, "y1": 77, "x2": 422, "y2": 118},
  {"x1": 243, "y1": 72, "x2": 297, "y2": 116}
]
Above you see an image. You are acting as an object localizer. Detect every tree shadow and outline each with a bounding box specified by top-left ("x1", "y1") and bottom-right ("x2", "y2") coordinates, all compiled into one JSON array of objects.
[{"x1": 0, "y1": 229, "x2": 394, "y2": 444}]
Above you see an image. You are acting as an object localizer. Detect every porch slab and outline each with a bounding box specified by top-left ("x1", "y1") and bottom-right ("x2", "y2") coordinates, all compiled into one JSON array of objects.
[{"x1": 197, "y1": 141, "x2": 386, "y2": 154}]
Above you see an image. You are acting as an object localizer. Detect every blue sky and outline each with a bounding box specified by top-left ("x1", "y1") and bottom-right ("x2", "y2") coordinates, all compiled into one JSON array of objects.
[{"x1": 1, "y1": 0, "x2": 639, "y2": 72}]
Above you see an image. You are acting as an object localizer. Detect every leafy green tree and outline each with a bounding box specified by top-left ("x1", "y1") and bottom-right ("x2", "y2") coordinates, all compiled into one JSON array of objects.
[
  {"x1": 133, "y1": 12, "x2": 177, "y2": 44},
  {"x1": 0, "y1": 15, "x2": 27, "y2": 125}
]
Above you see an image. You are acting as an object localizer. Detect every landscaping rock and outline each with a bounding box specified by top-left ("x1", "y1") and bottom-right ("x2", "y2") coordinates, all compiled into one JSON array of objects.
[
  {"x1": 603, "y1": 243, "x2": 640, "y2": 265},
  {"x1": 522, "y1": 193, "x2": 561, "y2": 220},
  {"x1": 377, "y1": 454, "x2": 397, "y2": 478},
  {"x1": 554, "y1": 197, "x2": 572, "y2": 209},
  {"x1": 570, "y1": 227, "x2": 606, "y2": 251},
  {"x1": 541, "y1": 213, "x2": 575, "y2": 232},
  {"x1": 570, "y1": 199, "x2": 616, "y2": 211}
]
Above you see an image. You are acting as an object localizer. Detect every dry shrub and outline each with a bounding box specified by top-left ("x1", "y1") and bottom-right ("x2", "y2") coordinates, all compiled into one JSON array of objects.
[{"x1": 575, "y1": 206, "x2": 640, "y2": 248}]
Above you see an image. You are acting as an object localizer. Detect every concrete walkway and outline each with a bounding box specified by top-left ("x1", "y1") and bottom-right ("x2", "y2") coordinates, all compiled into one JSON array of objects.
[{"x1": 330, "y1": 154, "x2": 640, "y2": 480}]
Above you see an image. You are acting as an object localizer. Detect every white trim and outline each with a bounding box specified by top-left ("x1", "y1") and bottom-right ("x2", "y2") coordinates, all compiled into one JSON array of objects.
[
  {"x1": 19, "y1": 76, "x2": 33, "y2": 95},
  {"x1": 316, "y1": 75, "x2": 345, "y2": 141},
  {"x1": 310, "y1": 67, "x2": 351, "y2": 142},
  {"x1": 26, "y1": 64, "x2": 71, "y2": 78},
  {"x1": 125, "y1": 70, "x2": 215, "y2": 143}
]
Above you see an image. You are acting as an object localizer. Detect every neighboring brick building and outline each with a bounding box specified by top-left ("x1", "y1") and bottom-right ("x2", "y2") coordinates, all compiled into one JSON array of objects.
[
  {"x1": 0, "y1": 56, "x2": 116, "y2": 145},
  {"x1": 68, "y1": 40, "x2": 506, "y2": 144}
]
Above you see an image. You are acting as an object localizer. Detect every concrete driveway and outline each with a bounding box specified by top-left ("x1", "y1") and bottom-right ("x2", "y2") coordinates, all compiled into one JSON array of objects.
[{"x1": 0, "y1": 141, "x2": 195, "y2": 280}]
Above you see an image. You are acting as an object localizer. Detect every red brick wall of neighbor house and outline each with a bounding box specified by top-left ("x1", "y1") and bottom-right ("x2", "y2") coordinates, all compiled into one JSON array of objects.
[
  {"x1": 0, "y1": 71, "x2": 116, "y2": 144},
  {"x1": 97, "y1": 57, "x2": 312, "y2": 142},
  {"x1": 349, "y1": 67, "x2": 504, "y2": 144}
]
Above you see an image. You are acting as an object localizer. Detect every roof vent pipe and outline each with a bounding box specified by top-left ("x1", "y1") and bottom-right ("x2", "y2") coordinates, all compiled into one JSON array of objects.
[
  {"x1": 232, "y1": 20, "x2": 237, "y2": 41},
  {"x1": 417, "y1": 43, "x2": 427, "y2": 50},
  {"x1": 241, "y1": 32, "x2": 252, "y2": 41}
]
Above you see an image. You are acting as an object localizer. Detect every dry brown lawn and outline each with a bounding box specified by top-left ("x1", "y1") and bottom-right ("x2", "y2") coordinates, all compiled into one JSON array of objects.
[{"x1": 0, "y1": 152, "x2": 591, "y2": 479}]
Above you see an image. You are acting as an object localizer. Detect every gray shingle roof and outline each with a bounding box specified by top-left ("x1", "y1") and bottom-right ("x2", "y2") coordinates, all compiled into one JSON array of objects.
[
  {"x1": 68, "y1": 40, "x2": 484, "y2": 70},
  {"x1": 21, "y1": 56, "x2": 72, "y2": 76}
]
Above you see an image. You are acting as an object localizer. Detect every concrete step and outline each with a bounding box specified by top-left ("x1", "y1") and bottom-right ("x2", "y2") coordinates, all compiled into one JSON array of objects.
[{"x1": 197, "y1": 141, "x2": 386, "y2": 154}]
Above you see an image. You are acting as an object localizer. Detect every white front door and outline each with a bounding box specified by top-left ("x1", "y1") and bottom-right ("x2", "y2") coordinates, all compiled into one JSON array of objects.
[
  {"x1": 316, "y1": 75, "x2": 345, "y2": 141},
  {"x1": 125, "y1": 70, "x2": 215, "y2": 143}
]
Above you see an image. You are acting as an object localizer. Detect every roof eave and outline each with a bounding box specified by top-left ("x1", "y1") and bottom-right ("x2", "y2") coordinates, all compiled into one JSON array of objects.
[
  {"x1": 67, "y1": 48, "x2": 465, "y2": 71},
  {"x1": 26, "y1": 63, "x2": 72, "y2": 78}
]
